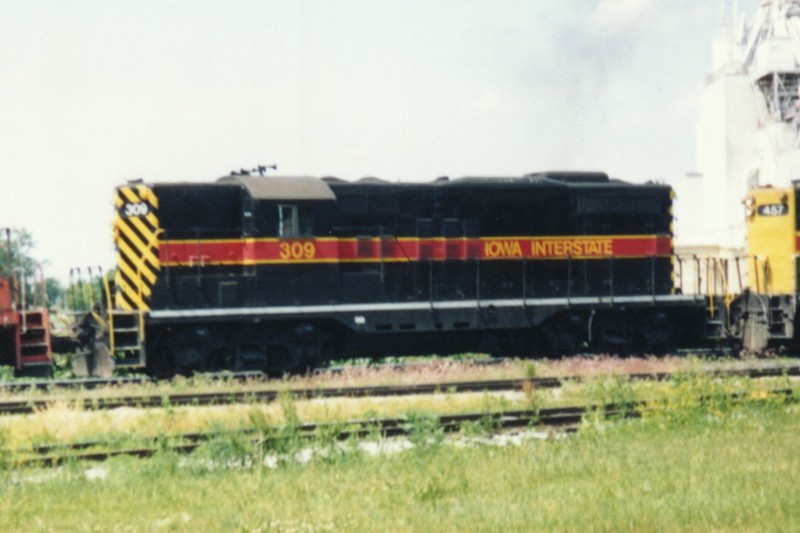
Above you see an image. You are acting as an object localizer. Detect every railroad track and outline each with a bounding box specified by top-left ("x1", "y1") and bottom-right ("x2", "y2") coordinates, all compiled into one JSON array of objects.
[
  {"x1": 0, "y1": 375, "x2": 152, "y2": 393},
  {"x1": 1, "y1": 363, "x2": 799, "y2": 416},
  {"x1": 7, "y1": 406, "x2": 609, "y2": 467},
  {"x1": 12, "y1": 388, "x2": 795, "y2": 468},
  {"x1": 0, "y1": 359, "x2": 510, "y2": 394},
  {"x1": 0, "y1": 355, "x2": 788, "y2": 394}
]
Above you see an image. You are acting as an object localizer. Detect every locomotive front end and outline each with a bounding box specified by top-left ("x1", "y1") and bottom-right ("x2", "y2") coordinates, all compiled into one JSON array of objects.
[
  {"x1": 104, "y1": 182, "x2": 163, "y2": 370},
  {"x1": 113, "y1": 182, "x2": 161, "y2": 311},
  {"x1": 737, "y1": 185, "x2": 798, "y2": 351}
]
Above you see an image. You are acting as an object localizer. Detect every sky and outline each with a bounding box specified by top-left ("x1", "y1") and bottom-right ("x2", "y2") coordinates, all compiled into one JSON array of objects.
[{"x1": 0, "y1": 0, "x2": 760, "y2": 282}]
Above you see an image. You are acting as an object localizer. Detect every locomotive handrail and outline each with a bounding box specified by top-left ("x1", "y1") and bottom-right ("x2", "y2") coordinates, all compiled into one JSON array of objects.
[
  {"x1": 609, "y1": 257, "x2": 615, "y2": 302},
  {"x1": 103, "y1": 273, "x2": 116, "y2": 353},
  {"x1": 194, "y1": 233, "x2": 202, "y2": 281},
  {"x1": 650, "y1": 256, "x2": 656, "y2": 301},
  {"x1": 37, "y1": 263, "x2": 46, "y2": 308},
  {"x1": 15, "y1": 268, "x2": 26, "y2": 334},
  {"x1": 521, "y1": 258, "x2": 528, "y2": 309},
  {"x1": 77, "y1": 267, "x2": 86, "y2": 310},
  {"x1": 734, "y1": 256, "x2": 744, "y2": 294},
  {"x1": 751, "y1": 255, "x2": 770, "y2": 294},
  {"x1": 386, "y1": 234, "x2": 414, "y2": 262},
  {"x1": 752, "y1": 256, "x2": 761, "y2": 293},
  {"x1": 3, "y1": 228, "x2": 14, "y2": 310},
  {"x1": 85, "y1": 267, "x2": 96, "y2": 308},
  {"x1": 475, "y1": 258, "x2": 481, "y2": 307},
  {"x1": 67, "y1": 268, "x2": 75, "y2": 310},
  {"x1": 378, "y1": 226, "x2": 385, "y2": 283},
  {"x1": 429, "y1": 260, "x2": 435, "y2": 311},
  {"x1": 648, "y1": 256, "x2": 653, "y2": 296},
  {"x1": 705, "y1": 257, "x2": 722, "y2": 319},
  {"x1": 566, "y1": 256, "x2": 572, "y2": 305},
  {"x1": 713, "y1": 257, "x2": 734, "y2": 328},
  {"x1": 694, "y1": 255, "x2": 702, "y2": 294}
]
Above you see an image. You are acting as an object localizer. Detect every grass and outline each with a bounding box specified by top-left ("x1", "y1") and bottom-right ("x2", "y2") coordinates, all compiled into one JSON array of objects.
[{"x1": 1, "y1": 399, "x2": 799, "y2": 531}]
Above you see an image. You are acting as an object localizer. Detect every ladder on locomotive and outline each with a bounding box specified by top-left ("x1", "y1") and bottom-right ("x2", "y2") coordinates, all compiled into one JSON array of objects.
[
  {"x1": 106, "y1": 227, "x2": 163, "y2": 367},
  {"x1": 749, "y1": 255, "x2": 794, "y2": 342},
  {"x1": 70, "y1": 266, "x2": 146, "y2": 368},
  {"x1": 108, "y1": 310, "x2": 146, "y2": 367},
  {"x1": 101, "y1": 274, "x2": 146, "y2": 368}
]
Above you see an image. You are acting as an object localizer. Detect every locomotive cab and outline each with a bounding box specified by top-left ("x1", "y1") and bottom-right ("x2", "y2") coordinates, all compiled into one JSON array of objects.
[{"x1": 107, "y1": 176, "x2": 340, "y2": 374}]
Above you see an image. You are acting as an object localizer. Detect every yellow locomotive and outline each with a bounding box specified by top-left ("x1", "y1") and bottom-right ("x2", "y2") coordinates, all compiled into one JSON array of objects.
[{"x1": 738, "y1": 185, "x2": 799, "y2": 351}]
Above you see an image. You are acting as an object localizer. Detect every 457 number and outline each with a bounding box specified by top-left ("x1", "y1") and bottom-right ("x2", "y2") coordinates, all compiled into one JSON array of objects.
[{"x1": 279, "y1": 241, "x2": 316, "y2": 260}]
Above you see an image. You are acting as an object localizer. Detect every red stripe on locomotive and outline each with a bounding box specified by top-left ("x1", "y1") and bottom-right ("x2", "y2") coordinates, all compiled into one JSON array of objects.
[{"x1": 159, "y1": 235, "x2": 672, "y2": 266}]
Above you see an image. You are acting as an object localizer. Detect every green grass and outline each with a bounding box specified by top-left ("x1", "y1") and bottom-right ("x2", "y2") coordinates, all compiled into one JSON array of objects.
[{"x1": 1, "y1": 401, "x2": 799, "y2": 531}]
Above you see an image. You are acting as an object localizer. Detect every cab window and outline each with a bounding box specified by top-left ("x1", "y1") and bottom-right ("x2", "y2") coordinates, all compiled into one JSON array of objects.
[{"x1": 279, "y1": 205, "x2": 314, "y2": 237}]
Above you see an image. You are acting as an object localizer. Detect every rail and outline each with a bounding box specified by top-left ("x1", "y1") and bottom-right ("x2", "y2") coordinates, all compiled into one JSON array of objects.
[
  {"x1": 2, "y1": 363, "x2": 798, "y2": 415},
  {"x1": 10, "y1": 387, "x2": 797, "y2": 468}
]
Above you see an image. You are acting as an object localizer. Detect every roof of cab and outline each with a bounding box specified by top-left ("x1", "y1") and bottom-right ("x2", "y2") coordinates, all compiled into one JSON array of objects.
[{"x1": 217, "y1": 175, "x2": 336, "y2": 201}]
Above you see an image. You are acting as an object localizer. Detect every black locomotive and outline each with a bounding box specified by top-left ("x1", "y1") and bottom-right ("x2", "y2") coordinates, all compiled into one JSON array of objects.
[{"x1": 104, "y1": 171, "x2": 712, "y2": 376}]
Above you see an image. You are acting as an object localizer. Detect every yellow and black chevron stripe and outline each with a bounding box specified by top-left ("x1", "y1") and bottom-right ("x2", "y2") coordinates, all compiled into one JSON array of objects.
[{"x1": 113, "y1": 184, "x2": 160, "y2": 310}]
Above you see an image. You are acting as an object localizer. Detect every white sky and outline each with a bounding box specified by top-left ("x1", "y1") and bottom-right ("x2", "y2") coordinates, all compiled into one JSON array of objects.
[{"x1": 0, "y1": 0, "x2": 759, "y2": 282}]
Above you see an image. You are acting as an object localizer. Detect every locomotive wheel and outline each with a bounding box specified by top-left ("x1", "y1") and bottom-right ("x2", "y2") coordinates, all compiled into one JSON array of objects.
[
  {"x1": 265, "y1": 344, "x2": 300, "y2": 375},
  {"x1": 233, "y1": 342, "x2": 267, "y2": 372},
  {"x1": 174, "y1": 344, "x2": 210, "y2": 375},
  {"x1": 204, "y1": 345, "x2": 234, "y2": 372},
  {"x1": 540, "y1": 316, "x2": 584, "y2": 357},
  {"x1": 231, "y1": 329, "x2": 301, "y2": 375},
  {"x1": 636, "y1": 313, "x2": 674, "y2": 355},
  {"x1": 477, "y1": 334, "x2": 503, "y2": 358},
  {"x1": 147, "y1": 340, "x2": 176, "y2": 378},
  {"x1": 299, "y1": 334, "x2": 332, "y2": 372},
  {"x1": 319, "y1": 336, "x2": 335, "y2": 365},
  {"x1": 153, "y1": 328, "x2": 224, "y2": 375},
  {"x1": 591, "y1": 314, "x2": 632, "y2": 356}
]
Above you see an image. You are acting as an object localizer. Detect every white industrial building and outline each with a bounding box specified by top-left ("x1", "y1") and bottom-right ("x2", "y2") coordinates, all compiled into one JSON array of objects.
[{"x1": 674, "y1": 0, "x2": 800, "y2": 293}]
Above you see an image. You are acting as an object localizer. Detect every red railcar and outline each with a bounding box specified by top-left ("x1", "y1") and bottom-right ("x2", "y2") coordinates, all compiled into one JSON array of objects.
[{"x1": 0, "y1": 233, "x2": 52, "y2": 374}]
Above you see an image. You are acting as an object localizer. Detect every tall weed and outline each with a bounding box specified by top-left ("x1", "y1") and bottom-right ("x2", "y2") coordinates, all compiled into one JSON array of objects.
[
  {"x1": 403, "y1": 411, "x2": 444, "y2": 448},
  {"x1": 583, "y1": 375, "x2": 640, "y2": 425}
]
